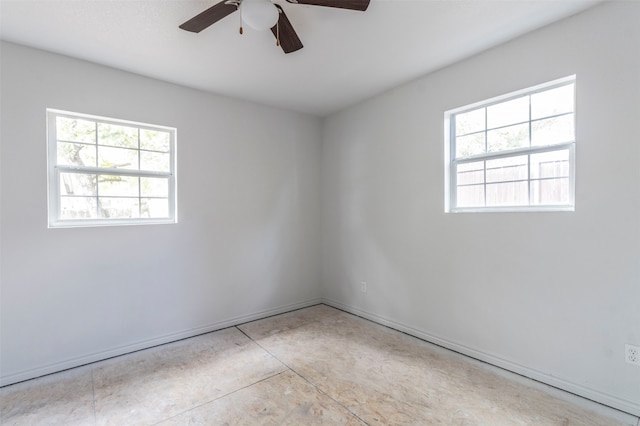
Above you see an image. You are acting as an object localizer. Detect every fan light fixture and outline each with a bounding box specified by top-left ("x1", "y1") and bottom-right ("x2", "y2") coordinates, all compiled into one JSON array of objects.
[
  {"x1": 179, "y1": 0, "x2": 370, "y2": 54},
  {"x1": 240, "y1": 0, "x2": 279, "y2": 31}
]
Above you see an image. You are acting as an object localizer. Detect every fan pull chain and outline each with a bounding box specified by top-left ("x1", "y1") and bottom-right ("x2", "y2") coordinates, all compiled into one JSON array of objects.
[
  {"x1": 239, "y1": 5, "x2": 243, "y2": 34},
  {"x1": 276, "y1": 21, "x2": 280, "y2": 46}
]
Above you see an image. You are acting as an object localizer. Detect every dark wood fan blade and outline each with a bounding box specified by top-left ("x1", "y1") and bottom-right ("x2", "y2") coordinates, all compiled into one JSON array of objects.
[
  {"x1": 179, "y1": 1, "x2": 238, "y2": 33},
  {"x1": 285, "y1": 0, "x2": 369, "y2": 11},
  {"x1": 271, "y1": 5, "x2": 303, "y2": 54}
]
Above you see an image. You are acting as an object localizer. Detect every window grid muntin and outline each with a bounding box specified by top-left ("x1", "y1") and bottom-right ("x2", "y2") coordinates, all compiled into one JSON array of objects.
[
  {"x1": 455, "y1": 107, "x2": 574, "y2": 160},
  {"x1": 452, "y1": 78, "x2": 575, "y2": 127},
  {"x1": 448, "y1": 76, "x2": 575, "y2": 212},
  {"x1": 57, "y1": 171, "x2": 169, "y2": 219},
  {"x1": 48, "y1": 109, "x2": 176, "y2": 227},
  {"x1": 456, "y1": 111, "x2": 574, "y2": 142},
  {"x1": 453, "y1": 144, "x2": 574, "y2": 211}
]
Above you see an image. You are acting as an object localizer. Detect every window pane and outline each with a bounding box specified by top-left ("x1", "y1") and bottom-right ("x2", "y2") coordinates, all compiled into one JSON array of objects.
[
  {"x1": 457, "y1": 185, "x2": 484, "y2": 208},
  {"x1": 456, "y1": 132, "x2": 485, "y2": 158},
  {"x1": 98, "y1": 146, "x2": 139, "y2": 170},
  {"x1": 487, "y1": 123, "x2": 529, "y2": 153},
  {"x1": 140, "y1": 129, "x2": 170, "y2": 152},
  {"x1": 486, "y1": 181, "x2": 528, "y2": 206},
  {"x1": 141, "y1": 151, "x2": 170, "y2": 173},
  {"x1": 531, "y1": 150, "x2": 569, "y2": 179},
  {"x1": 98, "y1": 123, "x2": 138, "y2": 149},
  {"x1": 531, "y1": 178, "x2": 570, "y2": 205},
  {"x1": 49, "y1": 110, "x2": 176, "y2": 226},
  {"x1": 487, "y1": 96, "x2": 529, "y2": 129},
  {"x1": 56, "y1": 117, "x2": 95, "y2": 143},
  {"x1": 98, "y1": 175, "x2": 139, "y2": 197},
  {"x1": 98, "y1": 197, "x2": 140, "y2": 219},
  {"x1": 531, "y1": 114, "x2": 574, "y2": 146},
  {"x1": 57, "y1": 142, "x2": 97, "y2": 167},
  {"x1": 60, "y1": 173, "x2": 96, "y2": 196},
  {"x1": 141, "y1": 198, "x2": 169, "y2": 218},
  {"x1": 447, "y1": 78, "x2": 574, "y2": 212},
  {"x1": 531, "y1": 84, "x2": 574, "y2": 120},
  {"x1": 486, "y1": 155, "x2": 528, "y2": 183},
  {"x1": 456, "y1": 108, "x2": 485, "y2": 136},
  {"x1": 60, "y1": 196, "x2": 96, "y2": 219},
  {"x1": 141, "y1": 177, "x2": 169, "y2": 197},
  {"x1": 457, "y1": 161, "x2": 484, "y2": 185}
]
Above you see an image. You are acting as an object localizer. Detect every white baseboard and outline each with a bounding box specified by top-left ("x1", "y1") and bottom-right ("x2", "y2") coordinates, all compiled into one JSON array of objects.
[
  {"x1": 0, "y1": 298, "x2": 323, "y2": 387},
  {"x1": 322, "y1": 298, "x2": 640, "y2": 418}
]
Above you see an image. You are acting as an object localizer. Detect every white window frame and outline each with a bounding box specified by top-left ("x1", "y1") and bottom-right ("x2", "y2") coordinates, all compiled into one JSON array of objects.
[
  {"x1": 47, "y1": 109, "x2": 177, "y2": 227},
  {"x1": 444, "y1": 76, "x2": 576, "y2": 213}
]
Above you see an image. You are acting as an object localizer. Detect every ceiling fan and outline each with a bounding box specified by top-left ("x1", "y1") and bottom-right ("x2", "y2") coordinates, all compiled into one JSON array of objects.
[{"x1": 179, "y1": 0, "x2": 370, "y2": 54}]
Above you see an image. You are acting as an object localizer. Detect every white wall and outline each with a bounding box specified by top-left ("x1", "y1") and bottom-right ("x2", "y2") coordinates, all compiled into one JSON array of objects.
[
  {"x1": 321, "y1": 1, "x2": 640, "y2": 416},
  {"x1": 0, "y1": 42, "x2": 322, "y2": 385}
]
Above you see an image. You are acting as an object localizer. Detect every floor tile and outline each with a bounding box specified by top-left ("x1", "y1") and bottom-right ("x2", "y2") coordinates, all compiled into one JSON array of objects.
[
  {"x1": 0, "y1": 367, "x2": 95, "y2": 426},
  {"x1": 92, "y1": 327, "x2": 286, "y2": 426},
  {"x1": 240, "y1": 306, "x2": 635, "y2": 426},
  {"x1": 159, "y1": 370, "x2": 365, "y2": 425},
  {"x1": 2, "y1": 306, "x2": 637, "y2": 425}
]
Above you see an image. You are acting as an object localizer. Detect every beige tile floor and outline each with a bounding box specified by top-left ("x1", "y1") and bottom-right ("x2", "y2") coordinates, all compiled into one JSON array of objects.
[{"x1": 1, "y1": 304, "x2": 638, "y2": 425}]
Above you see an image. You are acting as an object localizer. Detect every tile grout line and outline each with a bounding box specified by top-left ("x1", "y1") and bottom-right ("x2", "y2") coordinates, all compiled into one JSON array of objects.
[
  {"x1": 288, "y1": 368, "x2": 370, "y2": 426},
  {"x1": 234, "y1": 325, "x2": 371, "y2": 426},
  {"x1": 77, "y1": 325, "x2": 301, "y2": 426},
  {"x1": 149, "y1": 370, "x2": 289, "y2": 426}
]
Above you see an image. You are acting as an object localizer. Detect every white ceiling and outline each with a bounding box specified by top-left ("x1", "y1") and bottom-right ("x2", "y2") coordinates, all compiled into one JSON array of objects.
[{"x1": 0, "y1": 0, "x2": 601, "y2": 116}]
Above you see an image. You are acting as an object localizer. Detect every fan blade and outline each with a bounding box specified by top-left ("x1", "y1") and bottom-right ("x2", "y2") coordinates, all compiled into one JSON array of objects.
[
  {"x1": 271, "y1": 5, "x2": 303, "y2": 54},
  {"x1": 179, "y1": 1, "x2": 238, "y2": 33},
  {"x1": 285, "y1": 0, "x2": 369, "y2": 11}
]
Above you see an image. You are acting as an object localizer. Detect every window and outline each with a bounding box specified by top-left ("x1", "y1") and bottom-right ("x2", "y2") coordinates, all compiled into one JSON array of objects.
[
  {"x1": 445, "y1": 76, "x2": 575, "y2": 212},
  {"x1": 47, "y1": 110, "x2": 176, "y2": 227}
]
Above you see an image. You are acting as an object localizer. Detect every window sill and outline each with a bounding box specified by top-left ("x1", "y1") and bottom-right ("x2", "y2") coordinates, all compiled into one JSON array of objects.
[{"x1": 448, "y1": 205, "x2": 574, "y2": 213}]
